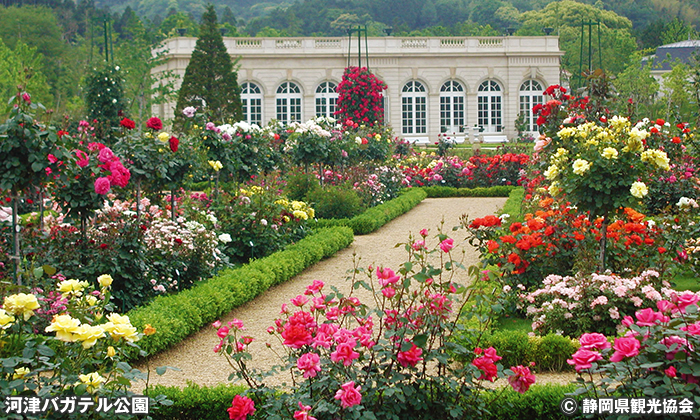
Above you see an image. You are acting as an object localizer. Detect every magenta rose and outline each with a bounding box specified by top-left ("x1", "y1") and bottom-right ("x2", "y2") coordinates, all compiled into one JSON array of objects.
[
  {"x1": 94, "y1": 177, "x2": 111, "y2": 195},
  {"x1": 98, "y1": 147, "x2": 115, "y2": 163},
  {"x1": 507, "y1": 365, "x2": 536, "y2": 394},
  {"x1": 610, "y1": 336, "x2": 641, "y2": 362},
  {"x1": 567, "y1": 348, "x2": 603, "y2": 372},
  {"x1": 397, "y1": 343, "x2": 423, "y2": 367},
  {"x1": 227, "y1": 395, "x2": 255, "y2": 420},
  {"x1": 282, "y1": 323, "x2": 313, "y2": 349},
  {"x1": 578, "y1": 333, "x2": 611, "y2": 351},
  {"x1": 635, "y1": 308, "x2": 662, "y2": 326},
  {"x1": 297, "y1": 352, "x2": 321, "y2": 378},
  {"x1": 672, "y1": 292, "x2": 700, "y2": 313},
  {"x1": 334, "y1": 381, "x2": 362, "y2": 408},
  {"x1": 439, "y1": 238, "x2": 454, "y2": 253}
]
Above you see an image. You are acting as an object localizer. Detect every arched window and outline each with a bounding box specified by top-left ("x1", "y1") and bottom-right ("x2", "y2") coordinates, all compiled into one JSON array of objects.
[
  {"x1": 477, "y1": 80, "x2": 503, "y2": 133},
  {"x1": 276, "y1": 82, "x2": 302, "y2": 125},
  {"x1": 439, "y1": 81, "x2": 465, "y2": 134},
  {"x1": 401, "y1": 81, "x2": 427, "y2": 135},
  {"x1": 519, "y1": 80, "x2": 544, "y2": 133},
  {"x1": 315, "y1": 81, "x2": 338, "y2": 118},
  {"x1": 241, "y1": 82, "x2": 263, "y2": 125}
]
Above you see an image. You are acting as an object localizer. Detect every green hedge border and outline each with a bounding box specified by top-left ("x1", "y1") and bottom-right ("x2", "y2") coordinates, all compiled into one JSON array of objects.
[
  {"x1": 147, "y1": 383, "x2": 581, "y2": 419},
  {"x1": 127, "y1": 226, "x2": 354, "y2": 357},
  {"x1": 421, "y1": 185, "x2": 515, "y2": 198}
]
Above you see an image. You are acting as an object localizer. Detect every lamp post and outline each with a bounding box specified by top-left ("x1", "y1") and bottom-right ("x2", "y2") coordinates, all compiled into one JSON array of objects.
[{"x1": 347, "y1": 26, "x2": 369, "y2": 69}]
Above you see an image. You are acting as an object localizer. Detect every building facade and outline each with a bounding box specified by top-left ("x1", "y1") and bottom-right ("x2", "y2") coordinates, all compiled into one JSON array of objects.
[{"x1": 153, "y1": 36, "x2": 563, "y2": 143}]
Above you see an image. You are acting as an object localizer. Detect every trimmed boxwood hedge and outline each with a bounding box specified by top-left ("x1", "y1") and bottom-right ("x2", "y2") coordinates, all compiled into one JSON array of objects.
[
  {"x1": 148, "y1": 383, "x2": 582, "y2": 419},
  {"x1": 422, "y1": 185, "x2": 515, "y2": 198},
  {"x1": 128, "y1": 226, "x2": 354, "y2": 357}
]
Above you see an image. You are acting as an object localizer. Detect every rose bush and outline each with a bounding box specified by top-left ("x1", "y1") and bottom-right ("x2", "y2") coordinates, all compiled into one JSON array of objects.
[
  {"x1": 568, "y1": 295, "x2": 700, "y2": 404},
  {"x1": 213, "y1": 230, "x2": 537, "y2": 419},
  {"x1": 0, "y1": 275, "x2": 172, "y2": 418}
]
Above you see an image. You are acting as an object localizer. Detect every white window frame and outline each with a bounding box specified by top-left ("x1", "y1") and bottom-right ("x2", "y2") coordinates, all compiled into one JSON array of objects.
[
  {"x1": 519, "y1": 80, "x2": 544, "y2": 133},
  {"x1": 276, "y1": 82, "x2": 302, "y2": 125},
  {"x1": 439, "y1": 80, "x2": 466, "y2": 135},
  {"x1": 477, "y1": 80, "x2": 503, "y2": 133},
  {"x1": 241, "y1": 82, "x2": 263, "y2": 125},
  {"x1": 401, "y1": 81, "x2": 427, "y2": 140},
  {"x1": 315, "y1": 81, "x2": 338, "y2": 119}
]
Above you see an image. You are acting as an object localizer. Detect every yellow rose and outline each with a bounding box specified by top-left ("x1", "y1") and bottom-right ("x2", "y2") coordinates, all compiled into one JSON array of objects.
[
  {"x1": 572, "y1": 159, "x2": 591, "y2": 176},
  {"x1": 157, "y1": 132, "x2": 170, "y2": 143},
  {"x1": 3, "y1": 293, "x2": 40, "y2": 321},
  {"x1": 556, "y1": 127, "x2": 576, "y2": 140},
  {"x1": 543, "y1": 164, "x2": 559, "y2": 180},
  {"x1": 630, "y1": 181, "x2": 648, "y2": 199},
  {"x1": 85, "y1": 295, "x2": 98, "y2": 306},
  {"x1": 97, "y1": 274, "x2": 113, "y2": 288},
  {"x1": 57, "y1": 279, "x2": 90, "y2": 297},
  {"x1": 292, "y1": 210, "x2": 308, "y2": 220},
  {"x1": 601, "y1": 147, "x2": 618, "y2": 160},
  {"x1": 106, "y1": 346, "x2": 116, "y2": 358},
  {"x1": 45, "y1": 314, "x2": 81, "y2": 342},
  {"x1": 73, "y1": 324, "x2": 105, "y2": 349},
  {"x1": 0, "y1": 309, "x2": 15, "y2": 329},
  {"x1": 103, "y1": 314, "x2": 139, "y2": 342},
  {"x1": 13, "y1": 367, "x2": 30, "y2": 380},
  {"x1": 208, "y1": 160, "x2": 222, "y2": 171},
  {"x1": 78, "y1": 372, "x2": 105, "y2": 393},
  {"x1": 549, "y1": 182, "x2": 560, "y2": 197}
]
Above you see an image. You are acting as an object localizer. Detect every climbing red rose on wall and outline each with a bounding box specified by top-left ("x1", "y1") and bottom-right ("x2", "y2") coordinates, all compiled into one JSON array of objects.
[{"x1": 335, "y1": 67, "x2": 387, "y2": 126}]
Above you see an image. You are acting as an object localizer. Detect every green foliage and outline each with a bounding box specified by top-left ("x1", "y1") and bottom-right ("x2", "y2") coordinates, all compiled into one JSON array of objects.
[
  {"x1": 0, "y1": 94, "x2": 57, "y2": 193},
  {"x1": 306, "y1": 185, "x2": 366, "y2": 219},
  {"x1": 421, "y1": 185, "x2": 515, "y2": 198},
  {"x1": 499, "y1": 186, "x2": 524, "y2": 222},
  {"x1": 479, "y1": 330, "x2": 535, "y2": 369},
  {"x1": 517, "y1": 0, "x2": 638, "y2": 76},
  {"x1": 482, "y1": 384, "x2": 581, "y2": 420},
  {"x1": 613, "y1": 52, "x2": 660, "y2": 120},
  {"x1": 150, "y1": 383, "x2": 248, "y2": 420},
  {"x1": 284, "y1": 171, "x2": 321, "y2": 201},
  {"x1": 347, "y1": 187, "x2": 427, "y2": 234},
  {"x1": 0, "y1": 40, "x2": 52, "y2": 112},
  {"x1": 85, "y1": 64, "x2": 126, "y2": 143},
  {"x1": 126, "y1": 227, "x2": 354, "y2": 357},
  {"x1": 533, "y1": 333, "x2": 579, "y2": 372},
  {"x1": 173, "y1": 4, "x2": 242, "y2": 130}
]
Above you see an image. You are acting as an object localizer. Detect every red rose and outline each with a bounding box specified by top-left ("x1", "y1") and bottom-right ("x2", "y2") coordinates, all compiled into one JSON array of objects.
[
  {"x1": 169, "y1": 136, "x2": 179, "y2": 152},
  {"x1": 146, "y1": 117, "x2": 163, "y2": 131},
  {"x1": 120, "y1": 118, "x2": 136, "y2": 130}
]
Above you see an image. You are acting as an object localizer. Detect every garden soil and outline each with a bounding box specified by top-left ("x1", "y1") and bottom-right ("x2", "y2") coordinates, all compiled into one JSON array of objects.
[{"x1": 134, "y1": 197, "x2": 575, "y2": 391}]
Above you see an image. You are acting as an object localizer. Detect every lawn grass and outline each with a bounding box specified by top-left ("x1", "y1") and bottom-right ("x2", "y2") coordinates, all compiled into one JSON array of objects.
[
  {"x1": 671, "y1": 272, "x2": 700, "y2": 292},
  {"x1": 496, "y1": 315, "x2": 532, "y2": 332}
]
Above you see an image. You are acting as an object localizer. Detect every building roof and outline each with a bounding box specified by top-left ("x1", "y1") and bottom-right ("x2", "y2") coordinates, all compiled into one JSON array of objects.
[{"x1": 652, "y1": 39, "x2": 700, "y2": 71}]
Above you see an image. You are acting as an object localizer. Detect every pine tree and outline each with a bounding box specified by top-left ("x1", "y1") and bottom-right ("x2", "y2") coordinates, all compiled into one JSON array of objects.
[{"x1": 173, "y1": 4, "x2": 241, "y2": 130}]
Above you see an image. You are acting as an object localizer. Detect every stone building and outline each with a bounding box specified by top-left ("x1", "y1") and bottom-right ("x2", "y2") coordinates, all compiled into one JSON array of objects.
[{"x1": 152, "y1": 35, "x2": 563, "y2": 143}]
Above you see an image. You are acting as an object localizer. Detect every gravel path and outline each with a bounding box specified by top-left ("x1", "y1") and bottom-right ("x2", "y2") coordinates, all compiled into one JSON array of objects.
[{"x1": 135, "y1": 197, "x2": 575, "y2": 390}]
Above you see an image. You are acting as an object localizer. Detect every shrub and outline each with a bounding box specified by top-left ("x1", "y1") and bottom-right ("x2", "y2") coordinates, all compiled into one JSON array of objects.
[
  {"x1": 533, "y1": 333, "x2": 578, "y2": 372},
  {"x1": 127, "y1": 227, "x2": 354, "y2": 357},
  {"x1": 483, "y1": 384, "x2": 582, "y2": 420},
  {"x1": 211, "y1": 229, "x2": 539, "y2": 419},
  {"x1": 284, "y1": 171, "x2": 320, "y2": 201},
  {"x1": 306, "y1": 185, "x2": 365, "y2": 219},
  {"x1": 150, "y1": 383, "x2": 247, "y2": 420},
  {"x1": 568, "y1": 297, "x2": 700, "y2": 405},
  {"x1": 480, "y1": 330, "x2": 535, "y2": 369}
]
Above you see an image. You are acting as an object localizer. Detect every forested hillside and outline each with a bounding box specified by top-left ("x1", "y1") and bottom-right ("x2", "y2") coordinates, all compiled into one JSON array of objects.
[{"x1": 0, "y1": 0, "x2": 698, "y2": 122}]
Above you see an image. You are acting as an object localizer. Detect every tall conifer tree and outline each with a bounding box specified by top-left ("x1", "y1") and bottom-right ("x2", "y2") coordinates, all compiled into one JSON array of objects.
[{"x1": 174, "y1": 4, "x2": 241, "y2": 130}]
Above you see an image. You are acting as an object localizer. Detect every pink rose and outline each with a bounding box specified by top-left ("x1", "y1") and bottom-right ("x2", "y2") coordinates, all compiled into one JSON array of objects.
[
  {"x1": 291, "y1": 295, "x2": 309, "y2": 307},
  {"x1": 439, "y1": 238, "x2": 454, "y2": 253},
  {"x1": 334, "y1": 381, "x2": 362, "y2": 409},
  {"x1": 671, "y1": 292, "x2": 700, "y2": 313},
  {"x1": 635, "y1": 308, "x2": 662, "y2": 326},
  {"x1": 665, "y1": 366, "x2": 677, "y2": 377},
  {"x1": 419, "y1": 228, "x2": 428, "y2": 237},
  {"x1": 472, "y1": 356, "x2": 498, "y2": 381},
  {"x1": 681, "y1": 321, "x2": 700, "y2": 336},
  {"x1": 411, "y1": 240, "x2": 425, "y2": 251},
  {"x1": 507, "y1": 365, "x2": 536, "y2": 394},
  {"x1": 567, "y1": 348, "x2": 603, "y2": 372},
  {"x1": 75, "y1": 150, "x2": 90, "y2": 167},
  {"x1": 304, "y1": 280, "x2": 324, "y2": 295},
  {"x1": 282, "y1": 323, "x2": 313, "y2": 349},
  {"x1": 376, "y1": 267, "x2": 400, "y2": 287},
  {"x1": 331, "y1": 342, "x2": 359, "y2": 366},
  {"x1": 217, "y1": 326, "x2": 230, "y2": 339},
  {"x1": 381, "y1": 286, "x2": 396, "y2": 299},
  {"x1": 293, "y1": 402, "x2": 317, "y2": 420},
  {"x1": 610, "y1": 336, "x2": 641, "y2": 362},
  {"x1": 578, "y1": 333, "x2": 611, "y2": 351},
  {"x1": 297, "y1": 352, "x2": 321, "y2": 378},
  {"x1": 98, "y1": 147, "x2": 115, "y2": 163},
  {"x1": 94, "y1": 177, "x2": 111, "y2": 195},
  {"x1": 227, "y1": 395, "x2": 255, "y2": 420},
  {"x1": 397, "y1": 343, "x2": 423, "y2": 367}
]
